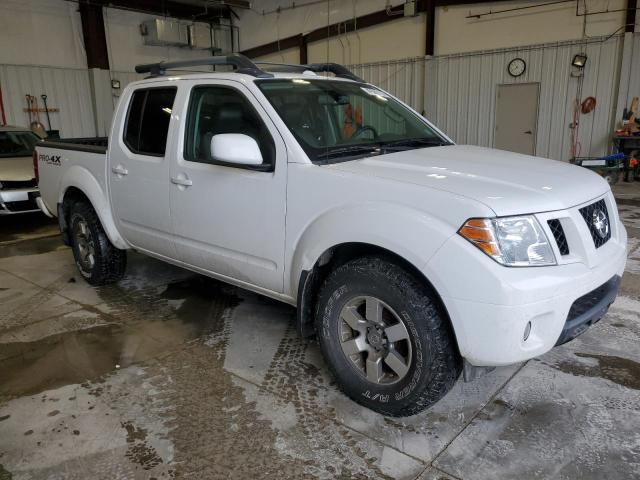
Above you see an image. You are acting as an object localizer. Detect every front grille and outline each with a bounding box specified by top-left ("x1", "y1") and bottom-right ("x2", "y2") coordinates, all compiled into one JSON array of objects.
[
  {"x1": 567, "y1": 277, "x2": 616, "y2": 322},
  {"x1": 0, "y1": 179, "x2": 37, "y2": 190},
  {"x1": 579, "y1": 199, "x2": 611, "y2": 248},
  {"x1": 547, "y1": 219, "x2": 569, "y2": 255}
]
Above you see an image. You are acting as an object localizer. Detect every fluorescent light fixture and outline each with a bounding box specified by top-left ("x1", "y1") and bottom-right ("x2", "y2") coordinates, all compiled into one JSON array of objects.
[
  {"x1": 572, "y1": 53, "x2": 587, "y2": 68},
  {"x1": 162, "y1": 107, "x2": 172, "y2": 114}
]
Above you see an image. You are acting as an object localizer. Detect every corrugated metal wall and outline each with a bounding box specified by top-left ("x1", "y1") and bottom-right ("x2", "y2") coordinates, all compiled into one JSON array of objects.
[
  {"x1": 0, "y1": 64, "x2": 96, "y2": 137},
  {"x1": 618, "y1": 32, "x2": 640, "y2": 112},
  {"x1": 350, "y1": 58, "x2": 426, "y2": 115},
  {"x1": 350, "y1": 36, "x2": 623, "y2": 162},
  {"x1": 425, "y1": 36, "x2": 622, "y2": 161}
]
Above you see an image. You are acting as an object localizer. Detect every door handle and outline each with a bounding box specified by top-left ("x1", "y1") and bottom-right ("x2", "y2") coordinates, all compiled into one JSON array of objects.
[
  {"x1": 171, "y1": 176, "x2": 193, "y2": 187},
  {"x1": 524, "y1": 130, "x2": 533, "y2": 135},
  {"x1": 111, "y1": 165, "x2": 128, "y2": 176}
]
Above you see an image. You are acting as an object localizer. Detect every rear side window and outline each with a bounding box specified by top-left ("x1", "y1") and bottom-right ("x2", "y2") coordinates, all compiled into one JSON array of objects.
[{"x1": 124, "y1": 87, "x2": 176, "y2": 156}]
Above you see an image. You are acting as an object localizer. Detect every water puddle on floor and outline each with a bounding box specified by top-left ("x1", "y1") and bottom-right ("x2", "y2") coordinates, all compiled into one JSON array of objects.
[
  {"x1": 0, "y1": 236, "x2": 67, "y2": 258},
  {"x1": 551, "y1": 352, "x2": 640, "y2": 390},
  {"x1": 0, "y1": 275, "x2": 241, "y2": 400}
]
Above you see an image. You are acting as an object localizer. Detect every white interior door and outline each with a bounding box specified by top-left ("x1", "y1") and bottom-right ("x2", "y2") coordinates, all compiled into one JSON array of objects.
[{"x1": 494, "y1": 83, "x2": 539, "y2": 156}]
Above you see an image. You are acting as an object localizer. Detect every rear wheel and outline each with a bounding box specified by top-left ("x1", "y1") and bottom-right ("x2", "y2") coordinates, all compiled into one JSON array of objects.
[
  {"x1": 315, "y1": 256, "x2": 461, "y2": 417},
  {"x1": 69, "y1": 201, "x2": 126, "y2": 285}
]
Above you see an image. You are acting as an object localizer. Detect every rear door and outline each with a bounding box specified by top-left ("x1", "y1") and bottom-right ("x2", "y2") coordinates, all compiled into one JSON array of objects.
[
  {"x1": 168, "y1": 80, "x2": 287, "y2": 293},
  {"x1": 108, "y1": 85, "x2": 178, "y2": 258}
]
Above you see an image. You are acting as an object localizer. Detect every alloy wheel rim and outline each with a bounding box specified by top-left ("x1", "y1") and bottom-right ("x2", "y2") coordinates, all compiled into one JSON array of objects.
[
  {"x1": 338, "y1": 296, "x2": 412, "y2": 385},
  {"x1": 74, "y1": 219, "x2": 96, "y2": 271}
]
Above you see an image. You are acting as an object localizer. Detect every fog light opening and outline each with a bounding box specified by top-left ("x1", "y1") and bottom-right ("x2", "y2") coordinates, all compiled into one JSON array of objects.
[{"x1": 523, "y1": 321, "x2": 532, "y2": 341}]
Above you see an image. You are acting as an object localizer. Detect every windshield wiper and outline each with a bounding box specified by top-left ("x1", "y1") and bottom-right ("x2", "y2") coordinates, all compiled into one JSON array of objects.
[
  {"x1": 381, "y1": 138, "x2": 451, "y2": 152},
  {"x1": 316, "y1": 145, "x2": 382, "y2": 162}
]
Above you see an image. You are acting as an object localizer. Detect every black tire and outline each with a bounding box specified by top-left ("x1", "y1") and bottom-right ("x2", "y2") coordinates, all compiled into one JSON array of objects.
[
  {"x1": 69, "y1": 201, "x2": 126, "y2": 286},
  {"x1": 315, "y1": 256, "x2": 461, "y2": 417}
]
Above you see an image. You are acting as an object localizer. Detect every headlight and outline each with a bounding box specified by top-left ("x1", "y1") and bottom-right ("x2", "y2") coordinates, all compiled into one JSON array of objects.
[{"x1": 458, "y1": 216, "x2": 556, "y2": 266}]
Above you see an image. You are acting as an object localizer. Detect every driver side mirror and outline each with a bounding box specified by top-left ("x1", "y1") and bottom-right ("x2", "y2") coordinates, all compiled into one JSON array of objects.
[{"x1": 210, "y1": 134, "x2": 263, "y2": 166}]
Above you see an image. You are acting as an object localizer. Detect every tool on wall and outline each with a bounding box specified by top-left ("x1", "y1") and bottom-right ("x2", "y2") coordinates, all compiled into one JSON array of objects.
[
  {"x1": 41, "y1": 94, "x2": 60, "y2": 139},
  {"x1": 27, "y1": 94, "x2": 47, "y2": 138}
]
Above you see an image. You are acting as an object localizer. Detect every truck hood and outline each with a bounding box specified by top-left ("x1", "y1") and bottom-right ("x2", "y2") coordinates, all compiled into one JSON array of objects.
[
  {"x1": 327, "y1": 145, "x2": 610, "y2": 216},
  {"x1": 0, "y1": 156, "x2": 36, "y2": 182}
]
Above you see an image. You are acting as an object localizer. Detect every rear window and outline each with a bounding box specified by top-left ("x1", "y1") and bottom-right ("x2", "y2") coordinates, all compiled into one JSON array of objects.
[
  {"x1": 123, "y1": 87, "x2": 176, "y2": 156},
  {"x1": 0, "y1": 131, "x2": 39, "y2": 158}
]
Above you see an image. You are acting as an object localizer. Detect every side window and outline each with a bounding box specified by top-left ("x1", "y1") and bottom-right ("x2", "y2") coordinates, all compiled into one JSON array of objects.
[
  {"x1": 184, "y1": 86, "x2": 275, "y2": 169},
  {"x1": 123, "y1": 87, "x2": 177, "y2": 156}
]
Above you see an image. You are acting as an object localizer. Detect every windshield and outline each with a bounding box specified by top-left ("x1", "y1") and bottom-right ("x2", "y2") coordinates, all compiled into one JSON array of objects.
[
  {"x1": 0, "y1": 131, "x2": 40, "y2": 158},
  {"x1": 257, "y1": 79, "x2": 451, "y2": 163}
]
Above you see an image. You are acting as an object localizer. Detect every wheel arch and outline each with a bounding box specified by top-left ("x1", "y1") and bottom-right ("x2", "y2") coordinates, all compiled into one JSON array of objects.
[
  {"x1": 295, "y1": 241, "x2": 460, "y2": 361},
  {"x1": 57, "y1": 166, "x2": 128, "y2": 249}
]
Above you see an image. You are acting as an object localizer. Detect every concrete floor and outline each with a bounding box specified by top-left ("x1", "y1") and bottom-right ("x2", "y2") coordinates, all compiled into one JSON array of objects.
[{"x1": 0, "y1": 204, "x2": 639, "y2": 480}]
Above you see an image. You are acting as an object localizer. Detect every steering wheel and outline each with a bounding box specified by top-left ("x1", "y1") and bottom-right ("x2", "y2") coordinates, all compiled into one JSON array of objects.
[{"x1": 352, "y1": 125, "x2": 378, "y2": 140}]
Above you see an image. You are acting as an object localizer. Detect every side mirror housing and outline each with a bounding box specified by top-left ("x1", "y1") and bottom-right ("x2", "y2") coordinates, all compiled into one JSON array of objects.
[{"x1": 210, "y1": 134, "x2": 263, "y2": 166}]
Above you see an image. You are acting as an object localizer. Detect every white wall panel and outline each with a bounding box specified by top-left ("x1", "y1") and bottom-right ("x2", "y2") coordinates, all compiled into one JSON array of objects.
[
  {"x1": 424, "y1": 36, "x2": 622, "y2": 161},
  {"x1": 0, "y1": 0, "x2": 86, "y2": 69},
  {"x1": 0, "y1": 64, "x2": 95, "y2": 138},
  {"x1": 618, "y1": 33, "x2": 640, "y2": 115},
  {"x1": 350, "y1": 58, "x2": 426, "y2": 115}
]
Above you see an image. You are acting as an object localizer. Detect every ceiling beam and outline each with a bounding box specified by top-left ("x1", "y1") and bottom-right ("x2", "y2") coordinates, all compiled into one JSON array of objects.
[
  {"x1": 626, "y1": 0, "x2": 637, "y2": 33},
  {"x1": 241, "y1": 0, "x2": 518, "y2": 60},
  {"x1": 79, "y1": 1, "x2": 109, "y2": 69}
]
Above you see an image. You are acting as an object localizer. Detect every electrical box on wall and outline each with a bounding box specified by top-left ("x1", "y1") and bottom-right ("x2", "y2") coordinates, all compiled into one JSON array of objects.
[
  {"x1": 140, "y1": 19, "x2": 189, "y2": 47},
  {"x1": 404, "y1": 0, "x2": 417, "y2": 17}
]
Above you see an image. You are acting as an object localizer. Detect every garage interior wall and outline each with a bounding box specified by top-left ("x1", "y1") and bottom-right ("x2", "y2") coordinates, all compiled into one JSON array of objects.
[
  {"x1": 0, "y1": 64, "x2": 96, "y2": 138},
  {"x1": 1, "y1": 0, "x2": 639, "y2": 151},
  {"x1": 0, "y1": 0, "x2": 208, "y2": 137},
  {"x1": 241, "y1": 0, "x2": 628, "y2": 62},
  {"x1": 424, "y1": 35, "x2": 623, "y2": 161}
]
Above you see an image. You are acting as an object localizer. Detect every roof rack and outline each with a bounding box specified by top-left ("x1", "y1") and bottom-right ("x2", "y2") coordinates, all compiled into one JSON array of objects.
[
  {"x1": 134, "y1": 54, "x2": 363, "y2": 82},
  {"x1": 255, "y1": 61, "x2": 363, "y2": 82},
  {"x1": 134, "y1": 54, "x2": 274, "y2": 78}
]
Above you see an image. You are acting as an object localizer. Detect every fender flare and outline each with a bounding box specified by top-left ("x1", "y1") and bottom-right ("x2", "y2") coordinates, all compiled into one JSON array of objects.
[
  {"x1": 288, "y1": 202, "x2": 456, "y2": 298},
  {"x1": 58, "y1": 165, "x2": 129, "y2": 250}
]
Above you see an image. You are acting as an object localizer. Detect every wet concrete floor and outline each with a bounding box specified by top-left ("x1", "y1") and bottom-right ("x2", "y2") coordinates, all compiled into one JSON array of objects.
[{"x1": 0, "y1": 207, "x2": 639, "y2": 479}]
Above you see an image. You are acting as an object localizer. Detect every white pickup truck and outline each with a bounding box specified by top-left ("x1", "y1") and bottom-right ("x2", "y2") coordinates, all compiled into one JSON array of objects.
[{"x1": 36, "y1": 55, "x2": 627, "y2": 416}]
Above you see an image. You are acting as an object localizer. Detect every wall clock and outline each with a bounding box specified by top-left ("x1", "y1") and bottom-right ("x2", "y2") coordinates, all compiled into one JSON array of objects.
[{"x1": 508, "y1": 58, "x2": 526, "y2": 77}]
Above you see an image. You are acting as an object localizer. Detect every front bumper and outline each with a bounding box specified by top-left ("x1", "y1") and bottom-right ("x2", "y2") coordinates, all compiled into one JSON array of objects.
[
  {"x1": 425, "y1": 194, "x2": 627, "y2": 366},
  {"x1": 555, "y1": 274, "x2": 620, "y2": 346},
  {"x1": 0, "y1": 188, "x2": 40, "y2": 215}
]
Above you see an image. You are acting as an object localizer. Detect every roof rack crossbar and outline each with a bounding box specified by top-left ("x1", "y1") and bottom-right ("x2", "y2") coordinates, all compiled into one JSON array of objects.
[
  {"x1": 254, "y1": 61, "x2": 363, "y2": 82},
  {"x1": 135, "y1": 54, "x2": 274, "y2": 78}
]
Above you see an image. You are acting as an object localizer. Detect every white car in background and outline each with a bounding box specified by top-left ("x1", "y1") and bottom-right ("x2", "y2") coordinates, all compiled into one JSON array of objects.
[
  {"x1": 35, "y1": 55, "x2": 627, "y2": 417},
  {"x1": 0, "y1": 126, "x2": 41, "y2": 215}
]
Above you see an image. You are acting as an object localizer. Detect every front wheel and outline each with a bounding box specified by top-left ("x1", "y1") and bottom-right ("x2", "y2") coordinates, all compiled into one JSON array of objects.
[
  {"x1": 69, "y1": 201, "x2": 126, "y2": 286},
  {"x1": 315, "y1": 257, "x2": 461, "y2": 417}
]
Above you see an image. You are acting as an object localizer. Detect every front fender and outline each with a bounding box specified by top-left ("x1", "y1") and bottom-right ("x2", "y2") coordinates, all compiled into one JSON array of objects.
[
  {"x1": 288, "y1": 202, "x2": 456, "y2": 297},
  {"x1": 58, "y1": 165, "x2": 128, "y2": 250}
]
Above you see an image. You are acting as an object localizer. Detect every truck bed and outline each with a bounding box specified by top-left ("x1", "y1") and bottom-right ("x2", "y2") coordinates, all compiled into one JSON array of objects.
[{"x1": 36, "y1": 138, "x2": 108, "y2": 218}]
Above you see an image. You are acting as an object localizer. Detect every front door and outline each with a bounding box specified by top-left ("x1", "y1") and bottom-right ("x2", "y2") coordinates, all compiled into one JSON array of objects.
[
  {"x1": 169, "y1": 80, "x2": 287, "y2": 293},
  {"x1": 494, "y1": 83, "x2": 539, "y2": 155},
  {"x1": 108, "y1": 86, "x2": 178, "y2": 258}
]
